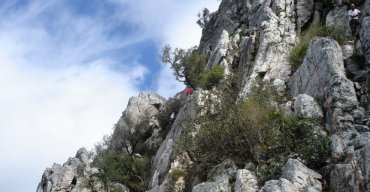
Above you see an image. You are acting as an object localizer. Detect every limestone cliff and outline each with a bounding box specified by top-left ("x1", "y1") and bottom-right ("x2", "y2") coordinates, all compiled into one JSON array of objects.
[{"x1": 37, "y1": 0, "x2": 370, "y2": 191}]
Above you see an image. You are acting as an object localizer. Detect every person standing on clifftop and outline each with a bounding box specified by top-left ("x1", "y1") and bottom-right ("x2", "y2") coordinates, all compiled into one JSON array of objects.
[{"x1": 348, "y1": 3, "x2": 362, "y2": 37}]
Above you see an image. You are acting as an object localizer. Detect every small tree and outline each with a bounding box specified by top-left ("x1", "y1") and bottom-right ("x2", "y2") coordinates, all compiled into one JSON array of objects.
[
  {"x1": 196, "y1": 8, "x2": 211, "y2": 28},
  {"x1": 110, "y1": 119, "x2": 151, "y2": 156},
  {"x1": 161, "y1": 45, "x2": 206, "y2": 89}
]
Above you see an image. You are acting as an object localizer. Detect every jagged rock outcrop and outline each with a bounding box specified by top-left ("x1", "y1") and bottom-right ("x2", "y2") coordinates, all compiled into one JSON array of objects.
[
  {"x1": 192, "y1": 160, "x2": 237, "y2": 192},
  {"x1": 111, "y1": 92, "x2": 166, "y2": 150},
  {"x1": 36, "y1": 148, "x2": 92, "y2": 192},
  {"x1": 149, "y1": 91, "x2": 206, "y2": 191},
  {"x1": 289, "y1": 38, "x2": 359, "y2": 128},
  {"x1": 259, "y1": 159, "x2": 322, "y2": 192}
]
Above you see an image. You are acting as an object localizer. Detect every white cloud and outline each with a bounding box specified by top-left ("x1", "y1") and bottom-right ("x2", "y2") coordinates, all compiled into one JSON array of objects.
[{"x1": 0, "y1": 0, "x2": 221, "y2": 191}]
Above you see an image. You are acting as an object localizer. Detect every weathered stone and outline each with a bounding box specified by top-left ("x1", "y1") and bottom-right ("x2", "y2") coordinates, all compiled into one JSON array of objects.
[
  {"x1": 296, "y1": 0, "x2": 314, "y2": 30},
  {"x1": 281, "y1": 159, "x2": 322, "y2": 191},
  {"x1": 342, "y1": 43, "x2": 355, "y2": 60},
  {"x1": 365, "y1": 0, "x2": 370, "y2": 15},
  {"x1": 242, "y1": 0, "x2": 296, "y2": 94},
  {"x1": 193, "y1": 160, "x2": 237, "y2": 192},
  {"x1": 360, "y1": 16, "x2": 370, "y2": 65},
  {"x1": 234, "y1": 169, "x2": 258, "y2": 192},
  {"x1": 293, "y1": 94, "x2": 323, "y2": 119},
  {"x1": 326, "y1": 6, "x2": 351, "y2": 39},
  {"x1": 289, "y1": 38, "x2": 358, "y2": 131},
  {"x1": 355, "y1": 144, "x2": 370, "y2": 190},
  {"x1": 111, "y1": 92, "x2": 166, "y2": 150},
  {"x1": 282, "y1": 101, "x2": 294, "y2": 116},
  {"x1": 259, "y1": 178, "x2": 298, "y2": 192},
  {"x1": 272, "y1": 78, "x2": 287, "y2": 96},
  {"x1": 330, "y1": 164, "x2": 361, "y2": 192},
  {"x1": 149, "y1": 91, "x2": 200, "y2": 191}
]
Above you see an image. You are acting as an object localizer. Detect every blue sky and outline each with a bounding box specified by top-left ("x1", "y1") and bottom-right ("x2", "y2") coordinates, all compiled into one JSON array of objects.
[{"x1": 0, "y1": 0, "x2": 220, "y2": 191}]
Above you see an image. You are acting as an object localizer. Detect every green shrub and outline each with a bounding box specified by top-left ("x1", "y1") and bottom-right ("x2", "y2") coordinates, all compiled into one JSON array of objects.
[
  {"x1": 92, "y1": 149, "x2": 151, "y2": 192},
  {"x1": 176, "y1": 85, "x2": 331, "y2": 185},
  {"x1": 199, "y1": 64, "x2": 224, "y2": 89},
  {"x1": 161, "y1": 45, "x2": 207, "y2": 88},
  {"x1": 171, "y1": 168, "x2": 187, "y2": 182},
  {"x1": 290, "y1": 24, "x2": 344, "y2": 72}
]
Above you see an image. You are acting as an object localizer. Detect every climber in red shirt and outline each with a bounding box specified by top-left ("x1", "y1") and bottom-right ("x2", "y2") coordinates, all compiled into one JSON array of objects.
[{"x1": 186, "y1": 87, "x2": 193, "y2": 96}]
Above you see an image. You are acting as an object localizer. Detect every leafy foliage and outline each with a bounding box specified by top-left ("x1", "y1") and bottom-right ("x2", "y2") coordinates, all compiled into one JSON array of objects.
[
  {"x1": 196, "y1": 8, "x2": 211, "y2": 28},
  {"x1": 199, "y1": 65, "x2": 224, "y2": 89},
  {"x1": 161, "y1": 45, "x2": 206, "y2": 89},
  {"x1": 289, "y1": 24, "x2": 344, "y2": 72},
  {"x1": 92, "y1": 148, "x2": 151, "y2": 192},
  {"x1": 175, "y1": 83, "x2": 330, "y2": 185},
  {"x1": 161, "y1": 45, "x2": 225, "y2": 90},
  {"x1": 89, "y1": 118, "x2": 157, "y2": 192}
]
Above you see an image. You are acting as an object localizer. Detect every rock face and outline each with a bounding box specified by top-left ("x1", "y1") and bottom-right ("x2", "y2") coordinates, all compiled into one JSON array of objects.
[
  {"x1": 36, "y1": 148, "x2": 91, "y2": 192},
  {"x1": 149, "y1": 91, "x2": 208, "y2": 191},
  {"x1": 326, "y1": 6, "x2": 351, "y2": 39},
  {"x1": 259, "y1": 159, "x2": 322, "y2": 192},
  {"x1": 360, "y1": 16, "x2": 370, "y2": 65},
  {"x1": 289, "y1": 38, "x2": 358, "y2": 130},
  {"x1": 192, "y1": 160, "x2": 237, "y2": 192},
  {"x1": 111, "y1": 92, "x2": 166, "y2": 150}
]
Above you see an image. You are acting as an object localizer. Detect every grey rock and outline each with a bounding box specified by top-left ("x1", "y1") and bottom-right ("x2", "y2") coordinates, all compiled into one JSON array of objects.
[
  {"x1": 37, "y1": 163, "x2": 76, "y2": 192},
  {"x1": 354, "y1": 124, "x2": 370, "y2": 132},
  {"x1": 360, "y1": 16, "x2": 370, "y2": 65},
  {"x1": 282, "y1": 101, "x2": 294, "y2": 116},
  {"x1": 281, "y1": 159, "x2": 322, "y2": 191},
  {"x1": 234, "y1": 169, "x2": 258, "y2": 192},
  {"x1": 355, "y1": 143, "x2": 370, "y2": 190},
  {"x1": 289, "y1": 38, "x2": 358, "y2": 131},
  {"x1": 75, "y1": 148, "x2": 89, "y2": 164},
  {"x1": 259, "y1": 179, "x2": 298, "y2": 192},
  {"x1": 293, "y1": 94, "x2": 323, "y2": 119},
  {"x1": 365, "y1": 0, "x2": 370, "y2": 15},
  {"x1": 326, "y1": 6, "x2": 351, "y2": 39},
  {"x1": 243, "y1": 0, "x2": 296, "y2": 94},
  {"x1": 111, "y1": 92, "x2": 166, "y2": 150},
  {"x1": 342, "y1": 43, "x2": 355, "y2": 60},
  {"x1": 193, "y1": 160, "x2": 237, "y2": 192},
  {"x1": 297, "y1": 0, "x2": 314, "y2": 30},
  {"x1": 330, "y1": 164, "x2": 361, "y2": 192},
  {"x1": 149, "y1": 91, "x2": 200, "y2": 191},
  {"x1": 272, "y1": 79, "x2": 287, "y2": 96}
]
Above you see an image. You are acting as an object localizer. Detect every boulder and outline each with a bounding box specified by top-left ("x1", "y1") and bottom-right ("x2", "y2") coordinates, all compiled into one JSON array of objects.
[
  {"x1": 192, "y1": 160, "x2": 237, "y2": 192},
  {"x1": 234, "y1": 169, "x2": 258, "y2": 192},
  {"x1": 280, "y1": 159, "x2": 322, "y2": 191},
  {"x1": 259, "y1": 179, "x2": 298, "y2": 192},
  {"x1": 293, "y1": 94, "x2": 323, "y2": 119},
  {"x1": 259, "y1": 159, "x2": 322, "y2": 192}
]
